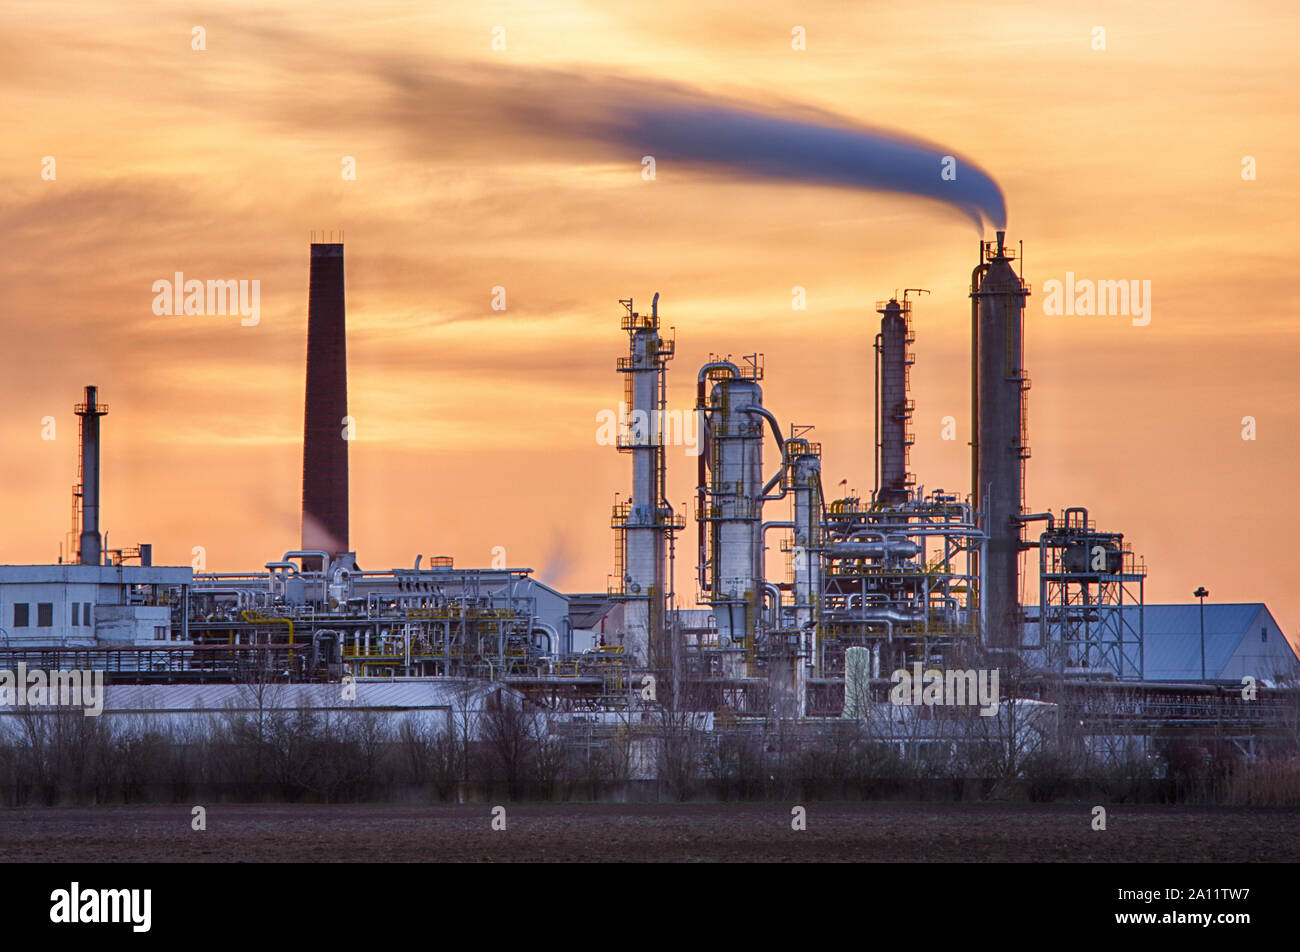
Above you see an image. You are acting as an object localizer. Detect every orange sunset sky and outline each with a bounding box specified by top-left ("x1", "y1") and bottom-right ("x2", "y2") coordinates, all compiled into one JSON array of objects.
[{"x1": 2, "y1": 2, "x2": 1297, "y2": 648}]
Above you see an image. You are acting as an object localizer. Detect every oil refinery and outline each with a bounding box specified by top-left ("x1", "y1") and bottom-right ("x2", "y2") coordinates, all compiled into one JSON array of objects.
[{"x1": 1, "y1": 235, "x2": 1296, "y2": 761}]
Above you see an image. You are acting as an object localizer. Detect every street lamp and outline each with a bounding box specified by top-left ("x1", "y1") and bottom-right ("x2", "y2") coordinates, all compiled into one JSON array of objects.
[{"x1": 1194, "y1": 587, "x2": 1210, "y2": 681}]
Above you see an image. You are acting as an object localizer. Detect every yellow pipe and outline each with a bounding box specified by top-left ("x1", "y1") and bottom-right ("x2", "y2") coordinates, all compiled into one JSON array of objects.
[{"x1": 241, "y1": 610, "x2": 295, "y2": 664}]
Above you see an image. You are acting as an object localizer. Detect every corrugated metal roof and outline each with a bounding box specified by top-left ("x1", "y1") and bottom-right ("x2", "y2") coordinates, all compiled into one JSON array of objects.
[
  {"x1": 1134, "y1": 604, "x2": 1262, "y2": 681},
  {"x1": 1025, "y1": 603, "x2": 1299, "y2": 681},
  {"x1": 0, "y1": 677, "x2": 508, "y2": 715}
]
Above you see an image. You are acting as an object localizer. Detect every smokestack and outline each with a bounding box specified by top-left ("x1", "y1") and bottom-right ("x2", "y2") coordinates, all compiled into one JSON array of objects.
[
  {"x1": 971, "y1": 237, "x2": 1030, "y2": 649},
  {"x1": 302, "y1": 242, "x2": 349, "y2": 570},
  {"x1": 75, "y1": 385, "x2": 109, "y2": 566},
  {"x1": 875, "y1": 298, "x2": 913, "y2": 504}
]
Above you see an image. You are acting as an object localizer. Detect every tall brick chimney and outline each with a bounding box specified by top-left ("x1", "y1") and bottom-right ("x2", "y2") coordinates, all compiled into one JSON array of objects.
[{"x1": 301, "y1": 242, "x2": 348, "y2": 569}]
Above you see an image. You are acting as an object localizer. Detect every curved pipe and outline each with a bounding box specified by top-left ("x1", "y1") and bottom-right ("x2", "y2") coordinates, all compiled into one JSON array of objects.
[
  {"x1": 846, "y1": 530, "x2": 886, "y2": 544},
  {"x1": 739, "y1": 405, "x2": 784, "y2": 452},
  {"x1": 763, "y1": 582, "x2": 782, "y2": 628},
  {"x1": 282, "y1": 550, "x2": 332, "y2": 575},
  {"x1": 263, "y1": 561, "x2": 299, "y2": 599},
  {"x1": 193, "y1": 587, "x2": 250, "y2": 611},
  {"x1": 1017, "y1": 512, "x2": 1054, "y2": 529},
  {"x1": 696, "y1": 361, "x2": 740, "y2": 591},
  {"x1": 762, "y1": 520, "x2": 795, "y2": 539},
  {"x1": 532, "y1": 622, "x2": 556, "y2": 656},
  {"x1": 739, "y1": 406, "x2": 788, "y2": 500},
  {"x1": 826, "y1": 608, "x2": 926, "y2": 643}
]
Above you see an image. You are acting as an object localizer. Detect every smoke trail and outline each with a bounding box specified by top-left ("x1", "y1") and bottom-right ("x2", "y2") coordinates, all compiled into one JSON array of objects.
[
  {"x1": 482, "y1": 68, "x2": 1008, "y2": 232},
  {"x1": 617, "y1": 103, "x2": 1007, "y2": 232},
  {"x1": 282, "y1": 47, "x2": 1009, "y2": 231}
]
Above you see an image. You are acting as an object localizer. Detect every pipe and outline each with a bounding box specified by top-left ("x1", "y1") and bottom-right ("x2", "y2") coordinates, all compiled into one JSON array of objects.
[
  {"x1": 826, "y1": 608, "x2": 925, "y2": 642},
  {"x1": 282, "y1": 550, "x2": 332, "y2": 573},
  {"x1": 763, "y1": 583, "x2": 781, "y2": 628},
  {"x1": 761, "y1": 469, "x2": 786, "y2": 500},
  {"x1": 762, "y1": 520, "x2": 795, "y2": 539},
  {"x1": 241, "y1": 610, "x2": 296, "y2": 660},
  {"x1": 827, "y1": 540, "x2": 921, "y2": 559},
  {"x1": 263, "y1": 561, "x2": 299, "y2": 599},
  {"x1": 1017, "y1": 512, "x2": 1055, "y2": 532},
  {"x1": 741, "y1": 407, "x2": 788, "y2": 498},
  {"x1": 846, "y1": 530, "x2": 886, "y2": 543},
  {"x1": 532, "y1": 622, "x2": 556, "y2": 656},
  {"x1": 739, "y1": 405, "x2": 784, "y2": 452},
  {"x1": 696, "y1": 361, "x2": 740, "y2": 591}
]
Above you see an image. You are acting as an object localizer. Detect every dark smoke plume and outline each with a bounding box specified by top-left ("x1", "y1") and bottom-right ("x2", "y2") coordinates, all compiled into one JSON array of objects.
[{"x1": 615, "y1": 103, "x2": 1007, "y2": 231}]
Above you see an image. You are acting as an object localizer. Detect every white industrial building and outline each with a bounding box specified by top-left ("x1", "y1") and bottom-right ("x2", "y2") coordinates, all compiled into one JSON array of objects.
[{"x1": 0, "y1": 564, "x2": 192, "y2": 648}]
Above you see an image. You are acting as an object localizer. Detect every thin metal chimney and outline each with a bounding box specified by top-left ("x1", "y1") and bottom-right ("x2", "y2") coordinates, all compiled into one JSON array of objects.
[
  {"x1": 302, "y1": 242, "x2": 349, "y2": 570},
  {"x1": 75, "y1": 385, "x2": 109, "y2": 566}
]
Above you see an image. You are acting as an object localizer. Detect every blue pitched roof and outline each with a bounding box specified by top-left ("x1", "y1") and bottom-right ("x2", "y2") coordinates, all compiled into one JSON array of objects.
[
  {"x1": 1132, "y1": 604, "x2": 1263, "y2": 681},
  {"x1": 1025, "y1": 603, "x2": 1298, "y2": 681}
]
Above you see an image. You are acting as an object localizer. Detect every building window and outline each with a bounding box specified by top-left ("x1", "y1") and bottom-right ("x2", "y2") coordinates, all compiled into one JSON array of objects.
[
  {"x1": 71, "y1": 602, "x2": 79, "y2": 626},
  {"x1": 13, "y1": 604, "x2": 28, "y2": 627},
  {"x1": 155, "y1": 626, "x2": 168, "y2": 641},
  {"x1": 1262, "y1": 626, "x2": 1268, "y2": 643},
  {"x1": 84, "y1": 603, "x2": 92, "y2": 627},
  {"x1": 37, "y1": 603, "x2": 54, "y2": 627}
]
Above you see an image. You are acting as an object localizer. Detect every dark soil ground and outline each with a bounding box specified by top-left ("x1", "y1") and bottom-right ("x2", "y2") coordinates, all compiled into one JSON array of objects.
[{"x1": 3, "y1": 802, "x2": 1298, "y2": 862}]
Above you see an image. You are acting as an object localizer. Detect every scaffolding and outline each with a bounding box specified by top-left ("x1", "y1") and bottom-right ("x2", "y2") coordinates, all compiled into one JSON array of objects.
[
  {"x1": 815, "y1": 490, "x2": 983, "y2": 679},
  {"x1": 1037, "y1": 507, "x2": 1146, "y2": 679}
]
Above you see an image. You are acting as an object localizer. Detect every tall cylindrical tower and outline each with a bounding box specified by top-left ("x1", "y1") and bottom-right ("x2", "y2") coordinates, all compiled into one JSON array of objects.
[
  {"x1": 876, "y1": 298, "x2": 913, "y2": 504},
  {"x1": 613, "y1": 294, "x2": 679, "y2": 668},
  {"x1": 705, "y1": 373, "x2": 764, "y2": 657},
  {"x1": 302, "y1": 242, "x2": 349, "y2": 570},
  {"x1": 972, "y1": 232, "x2": 1030, "y2": 649},
  {"x1": 75, "y1": 385, "x2": 109, "y2": 566},
  {"x1": 789, "y1": 440, "x2": 823, "y2": 707}
]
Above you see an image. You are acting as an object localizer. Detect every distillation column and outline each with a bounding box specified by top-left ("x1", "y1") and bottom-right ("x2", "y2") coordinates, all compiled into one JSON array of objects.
[
  {"x1": 789, "y1": 440, "x2": 823, "y2": 714},
  {"x1": 971, "y1": 232, "x2": 1031, "y2": 650},
  {"x1": 614, "y1": 294, "x2": 680, "y2": 668},
  {"x1": 876, "y1": 298, "x2": 914, "y2": 505},
  {"x1": 699, "y1": 361, "x2": 764, "y2": 676}
]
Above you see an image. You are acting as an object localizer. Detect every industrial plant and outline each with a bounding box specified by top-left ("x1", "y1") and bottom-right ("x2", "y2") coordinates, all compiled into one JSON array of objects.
[{"x1": 2, "y1": 234, "x2": 1297, "y2": 776}]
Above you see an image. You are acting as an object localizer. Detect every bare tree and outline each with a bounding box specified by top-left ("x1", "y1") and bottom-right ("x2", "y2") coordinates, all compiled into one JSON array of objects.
[{"x1": 481, "y1": 689, "x2": 537, "y2": 800}]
